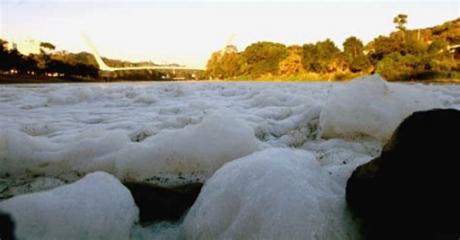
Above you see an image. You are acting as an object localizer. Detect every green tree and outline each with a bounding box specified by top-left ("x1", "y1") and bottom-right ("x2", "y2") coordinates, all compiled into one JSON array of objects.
[
  {"x1": 39, "y1": 42, "x2": 56, "y2": 51},
  {"x1": 343, "y1": 36, "x2": 370, "y2": 72},
  {"x1": 376, "y1": 52, "x2": 435, "y2": 81},
  {"x1": 343, "y1": 36, "x2": 364, "y2": 60},
  {"x1": 219, "y1": 52, "x2": 245, "y2": 78},
  {"x1": 0, "y1": 39, "x2": 7, "y2": 53},
  {"x1": 301, "y1": 43, "x2": 319, "y2": 72},
  {"x1": 427, "y1": 39, "x2": 449, "y2": 54},
  {"x1": 394, "y1": 14, "x2": 408, "y2": 32},
  {"x1": 367, "y1": 35, "x2": 403, "y2": 62},
  {"x1": 316, "y1": 39, "x2": 340, "y2": 61},
  {"x1": 279, "y1": 51, "x2": 303, "y2": 75},
  {"x1": 0, "y1": 39, "x2": 11, "y2": 71},
  {"x1": 315, "y1": 39, "x2": 341, "y2": 73},
  {"x1": 302, "y1": 39, "x2": 341, "y2": 73},
  {"x1": 402, "y1": 30, "x2": 428, "y2": 55},
  {"x1": 242, "y1": 41, "x2": 288, "y2": 77},
  {"x1": 349, "y1": 55, "x2": 371, "y2": 73},
  {"x1": 205, "y1": 51, "x2": 223, "y2": 79}
]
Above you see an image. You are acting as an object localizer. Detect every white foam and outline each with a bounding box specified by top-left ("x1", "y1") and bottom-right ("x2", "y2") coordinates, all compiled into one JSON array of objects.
[
  {"x1": 0, "y1": 172, "x2": 138, "y2": 240},
  {"x1": 320, "y1": 74, "x2": 443, "y2": 142},
  {"x1": 182, "y1": 148, "x2": 359, "y2": 240},
  {"x1": 112, "y1": 111, "x2": 260, "y2": 185}
]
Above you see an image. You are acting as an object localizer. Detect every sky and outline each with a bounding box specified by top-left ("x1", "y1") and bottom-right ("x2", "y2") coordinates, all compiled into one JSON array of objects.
[{"x1": 1, "y1": 0, "x2": 459, "y2": 68}]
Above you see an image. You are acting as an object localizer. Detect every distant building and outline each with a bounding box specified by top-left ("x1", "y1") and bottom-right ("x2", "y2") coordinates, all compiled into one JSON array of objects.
[{"x1": 7, "y1": 38, "x2": 41, "y2": 55}]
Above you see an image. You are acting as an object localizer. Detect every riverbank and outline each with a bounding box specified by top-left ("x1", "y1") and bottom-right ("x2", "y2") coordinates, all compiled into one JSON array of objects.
[
  {"x1": 2, "y1": 73, "x2": 460, "y2": 84},
  {"x1": 0, "y1": 74, "x2": 103, "y2": 84}
]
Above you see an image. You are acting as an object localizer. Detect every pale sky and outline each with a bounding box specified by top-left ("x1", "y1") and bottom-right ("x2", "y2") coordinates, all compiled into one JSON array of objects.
[{"x1": 1, "y1": 0, "x2": 459, "y2": 68}]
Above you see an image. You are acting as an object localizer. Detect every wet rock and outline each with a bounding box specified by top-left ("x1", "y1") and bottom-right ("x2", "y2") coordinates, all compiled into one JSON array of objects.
[
  {"x1": 0, "y1": 210, "x2": 16, "y2": 240},
  {"x1": 346, "y1": 109, "x2": 460, "y2": 239},
  {"x1": 124, "y1": 182, "x2": 203, "y2": 224}
]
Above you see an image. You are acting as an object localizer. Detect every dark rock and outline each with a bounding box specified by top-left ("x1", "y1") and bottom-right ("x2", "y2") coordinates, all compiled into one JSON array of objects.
[
  {"x1": 0, "y1": 210, "x2": 16, "y2": 240},
  {"x1": 346, "y1": 109, "x2": 460, "y2": 239},
  {"x1": 123, "y1": 182, "x2": 203, "y2": 224}
]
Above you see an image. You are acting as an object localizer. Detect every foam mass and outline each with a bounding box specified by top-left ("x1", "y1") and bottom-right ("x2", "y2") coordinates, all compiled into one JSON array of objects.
[
  {"x1": 182, "y1": 148, "x2": 359, "y2": 240},
  {"x1": 320, "y1": 74, "x2": 443, "y2": 142},
  {"x1": 0, "y1": 112, "x2": 260, "y2": 186},
  {"x1": 0, "y1": 172, "x2": 138, "y2": 240},
  {"x1": 112, "y1": 111, "x2": 261, "y2": 185}
]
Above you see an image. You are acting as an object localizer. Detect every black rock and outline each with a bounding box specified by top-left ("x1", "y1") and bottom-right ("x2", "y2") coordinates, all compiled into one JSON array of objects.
[
  {"x1": 346, "y1": 109, "x2": 460, "y2": 239},
  {"x1": 0, "y1": 210, "x2": 16, "y2": 240},
  {"x1": 123, "y1": 182, "x2": 203, "y2": 224}
]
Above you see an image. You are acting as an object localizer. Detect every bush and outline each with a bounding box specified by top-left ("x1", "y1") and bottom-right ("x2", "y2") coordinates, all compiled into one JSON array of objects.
[{"x1": 376, "y1": 53, "x2": 432, "y2": 81}]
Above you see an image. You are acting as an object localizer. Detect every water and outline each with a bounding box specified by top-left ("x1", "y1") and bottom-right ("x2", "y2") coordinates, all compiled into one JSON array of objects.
[{"x1": 1, "y1": 77, "x2": 460, "y2": 239}]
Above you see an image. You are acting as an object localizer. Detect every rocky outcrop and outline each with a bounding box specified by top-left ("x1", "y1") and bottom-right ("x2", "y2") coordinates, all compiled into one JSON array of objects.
[
  {"x1": 0, "y1": 210, "x2": 16, "y2": 240},
  {"x1": 123, "y1": 182, "x2": 203, "y2": 224},
  {"x1": 346, "y1": 109, "x2": 460, "y2": 239}
]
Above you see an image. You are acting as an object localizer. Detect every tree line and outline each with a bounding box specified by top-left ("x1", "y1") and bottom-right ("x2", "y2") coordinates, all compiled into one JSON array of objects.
[
  {"x1": 206, "y1": 15, "x2": 460, "y2": 81},
  {"x1": 0, "y1": 40, "x2": 200, "y2": 81},
  {"x1": 0, "y1": 40, "x2": 99, "y2": 79}
]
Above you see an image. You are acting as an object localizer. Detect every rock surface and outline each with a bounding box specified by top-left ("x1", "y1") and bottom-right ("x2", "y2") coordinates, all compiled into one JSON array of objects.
[
  {"x1": 124, "y1": 182, "x2": 202, "y2": 224},
  {"x1": 0, "y1": 210, "x2": 16, "y2": 240},
  {"x1": 346, "y1": 109, "x2": 460, "y2": 239}
]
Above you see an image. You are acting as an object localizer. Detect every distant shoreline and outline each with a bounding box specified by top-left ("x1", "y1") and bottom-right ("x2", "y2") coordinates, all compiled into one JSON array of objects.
[
  {"x1": 0, "y1": 74, "x2": 177, "y2": 84},
  {"x1": 1, "y1": 74, "x2": 460, "y2": 85}
]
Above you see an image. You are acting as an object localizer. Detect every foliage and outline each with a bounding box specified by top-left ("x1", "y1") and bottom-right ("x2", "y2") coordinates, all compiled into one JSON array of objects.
[
  {"x1": 242, "y1": 42, "x2": 288, "y2": 77},
  {"x1": 39, "y1": 42, "x2": 56, "y2": 51},
  {"x1": 279, "y1": 51, "x2": 303, "y2": 75},
  {"x1": 205, "y1": 51, "x2": 224, "y2": 79},
  {"x1": 0, "y1": 39, "x2": 98, "y2": 78},
  {"x1": 343, "y1": 36, "x2": 364, "y2": 60},
  {"x1": 349, "y1": 55, "x2": 371, "y2": 73},
  {"x1": 367, "y1": 35, "x2": 403, "y2": 62},
  {"x1": 376, "y1": 53, "x2": 439, "y2": 81},
  {"x1": 393, "y1": 14, "x2": 408, "y2": 31},
  {"x1": 219, "y1": 52, "x2": 245, "y2": 78},
  {"x1": 203, "y1": 15, "x2": 459, "y2": 81},
  {"x1": 2, "y1": 15, "x2": 460, "y2": 82}
]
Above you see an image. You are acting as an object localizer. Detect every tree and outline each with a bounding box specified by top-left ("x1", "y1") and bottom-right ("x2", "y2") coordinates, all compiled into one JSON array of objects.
[
  {"x1": 302, "y1": 43, "x2": 319, "y2": 72},
  {"x1": 402, "y1": 30, "x2": 428, "y2": 55},
  {"x1": 0, "y1": 39, "x2": 7, "y2": 53},
  {"x1": 301, "y1": 39, "x2": 341, "y2": 73},
  {"x1": 349, "y1": 55, "x2": 371, "y2": 73},
  {"x1": 219, "y1": 52, "x2": 245, "y2": 78},
  {"x1": 315, "y1": 39, "x2": 341, "y2": 73},
  {"x1": 279, "y1": 51, "x2": 303, "y2": 75},
  {"x1": 242, "y1": 41, "x2": 288, "y2": 77},
  {"x1": 427, "y1": 39, "x2": 449, "y2": 54},
  {"x1": 0, "y1": 39, "x2": 11, "y2": 71},
  {"x1": 39, "y1": 42, "x2": 56, "y2": 51},
  {"x1": 343, "y1": 36, "x2": 370, "y2": 72},
  {"x1": 205, "y1": 51, "x2": 223, "y2": 79},
  {"x1": 367, "y1": 35, "x2": 403, "y2": 62},
  {"x1": 393, "y1": 14, "x2": 408, "y2": 32},
  {"x1": 316, "y1": 39, "x2": 340, "y2": 61},
  {"x1": 376, "y1": 52, "x2": 435, "y2": 81},
  {"x1": 343, "y1": 36, "x2": 364, "y2": 60}
]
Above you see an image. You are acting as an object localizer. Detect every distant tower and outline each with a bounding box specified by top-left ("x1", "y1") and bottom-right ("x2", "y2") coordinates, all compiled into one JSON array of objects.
[{"x1": 222, "y1": 33, "x2": 238, "y2": 54}]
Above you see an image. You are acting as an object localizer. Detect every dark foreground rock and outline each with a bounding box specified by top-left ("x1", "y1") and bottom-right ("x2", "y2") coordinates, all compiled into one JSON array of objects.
[
  {"x1": 346, "y1": 109, "x2": 460, "y2": 239},
  {"x1": 123, "y1": 182, "x2": 203, "y2": 224},
  {"x1": 0, "y1": 210, "x2": 16, "y2": 240}
]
